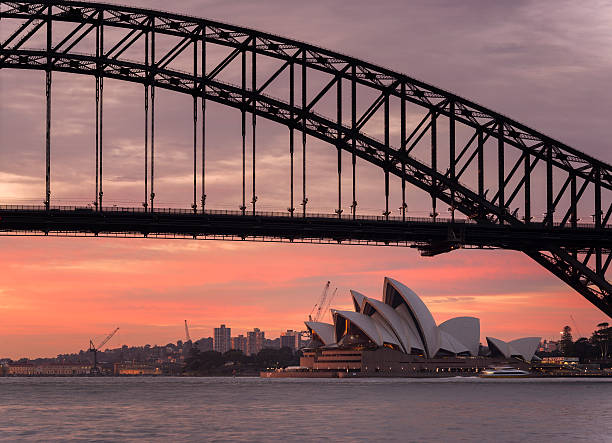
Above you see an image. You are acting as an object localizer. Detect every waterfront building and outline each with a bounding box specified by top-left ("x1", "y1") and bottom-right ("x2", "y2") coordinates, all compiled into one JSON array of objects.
[
  {"x1": 232, "y1": 335, "x2": 248, "y2": 354},
  {"x1": 247, "y1": 328, "x2": 265, "y2": 355},
  {"x1": 114, "y1": 362, "x2": 162, "y2": 375},
  {"x1": 4, "y1": 363, "x2": 92, "y2": 376},
  {"x1": 301, "y1": 277, "x2": 541, "y2": 374},
  {"x1": 280, "y1": 330, "x2": 300, "y2": 351},
  {"x1": 214, "y1": 325, "x2": 231, "y2": 354}
]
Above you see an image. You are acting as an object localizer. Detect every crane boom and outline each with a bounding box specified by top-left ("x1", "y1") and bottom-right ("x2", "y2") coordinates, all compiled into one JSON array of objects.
[
  {"x1": 313, "y1": 282, "x2": 331, "y2": 322},
  {"x1": 318, "y1": 287, "x2": 338, "y2": 321},
  {"x1": 184, "y1": 320, "x2": 191, "y2": 341},
  {"x1": 97, "y1": 327, "x2": 119, "y2": 350},
  {"x1": 308, "y1": 281, "x2": 330, "y2": 322}
]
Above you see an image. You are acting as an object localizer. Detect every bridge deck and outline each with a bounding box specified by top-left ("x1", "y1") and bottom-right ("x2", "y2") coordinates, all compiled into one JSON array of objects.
[{"x1": 0, "y1": 206, "x2": 609, "y2": 253}]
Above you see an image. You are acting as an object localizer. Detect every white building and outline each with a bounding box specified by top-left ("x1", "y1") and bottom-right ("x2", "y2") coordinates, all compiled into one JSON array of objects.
[{"x1": 306, "y1": 277, "x2": 540, "y2": 361}]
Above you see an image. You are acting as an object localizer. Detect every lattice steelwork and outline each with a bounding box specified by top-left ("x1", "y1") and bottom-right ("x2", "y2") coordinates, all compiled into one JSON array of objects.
[{"x1": 0, "y1": 0, "x2": 611, "y2": 317}]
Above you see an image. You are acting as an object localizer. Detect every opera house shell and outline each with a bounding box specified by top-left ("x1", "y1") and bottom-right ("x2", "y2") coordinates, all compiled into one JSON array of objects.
[{"x1": 305, "y1": 277, "x2": 540, "y2": 361}]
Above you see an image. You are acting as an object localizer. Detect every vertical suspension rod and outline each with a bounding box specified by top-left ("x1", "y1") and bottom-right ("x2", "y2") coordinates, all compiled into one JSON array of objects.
[
  {"x1": 570, "y1": 173, "x2": 577, "y2": 228},
  {"x1": 430, "y1": 113, "x2": 437, "y2": 219},
  {"x1": 337, "y1": 77, "x2": 342, "y2": 218},
  {"x1": 524, "y1": 152, "x2": 530, "y2": 224},
  {"x1": 384, "y1": 93, "x2": 390, "y2": 220},
  {"x1": 144, "y1": 29, "x2": 149, "y2": 212},
  {"x1": 546, "y1": 144, "x2": 553, "y2": 226},
  {"x1": 201, "y1": 28, "x2": 206, "y2": 212},
  {"x1": 252, "y1": 39, "x2": 257, "y2": 215},
  {"x1": 400, "y1": 83, "x2": 406, "y2": 221},
  {"x1": 150, "y1": 21, "x2": 155, "y2": 211},
  {"x1": 99, "y1": 17, "x2": 104, "y2": 211},
  {"x1": 241, "y1": 48, "x2": 246, "y2": 214},
  {"x1": 351, "y1": 64, "x2": 357, "y2": 219},
  {"x1": 595, "y1": 166, "x2": 602, "y2": 274},
  {"x1": 449, "y1": 101, "x2": 455, "y2": 222},
  {"x1": 95, "y1": 76, "x2": 99, "y2": 210},
  {"x1": 497, "y1": 121, "x2": 505, "y2": 224},
  {"x1": 289, "y1": 62, "x2": 295, "y2": 217},
  {"x1": 95, "y1": 20, "x2": 100, "y2": 210},
  {"x1": 192, "y1": 37, "x2": 198, "y2": 213},
  {"x1": 302, "y1": 50, "x2": 307, "y2": 217},
  {"x1": 45, "y1": 5, "x2": 52, "y2": 210}
]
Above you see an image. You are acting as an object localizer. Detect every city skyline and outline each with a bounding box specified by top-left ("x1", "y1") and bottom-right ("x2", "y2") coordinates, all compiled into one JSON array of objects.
[{"x1": 2, "y1": 0, "x2": 612, "y2": 360}]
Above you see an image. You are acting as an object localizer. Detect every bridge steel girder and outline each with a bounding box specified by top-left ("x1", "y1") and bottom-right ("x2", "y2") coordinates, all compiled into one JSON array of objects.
[
  {"x1": 1, "y1": 207, "x2": 610, "y2": 251},
  {"x1": 1, "y1": 0, "x2": 611, "y2": 318}
]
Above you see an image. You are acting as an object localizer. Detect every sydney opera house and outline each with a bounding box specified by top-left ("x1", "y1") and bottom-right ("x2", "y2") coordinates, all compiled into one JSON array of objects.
[{"x1": 300, "y1": 277, "x2": 541, "y2": 375}]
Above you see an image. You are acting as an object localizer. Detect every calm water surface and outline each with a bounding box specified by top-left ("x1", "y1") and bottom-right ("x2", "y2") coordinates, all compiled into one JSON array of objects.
[{"x1": 1, "y1": 377, "x2": 611, "y2": 442}]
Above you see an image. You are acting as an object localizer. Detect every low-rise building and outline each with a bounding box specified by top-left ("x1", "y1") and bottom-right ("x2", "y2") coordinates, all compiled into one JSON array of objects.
[
  {"x1": 114, "y1": 362, "x2": 162, "y2": 375},
  {"x1": 5, "y1": 363, "x2": 91, "y2": 376}
]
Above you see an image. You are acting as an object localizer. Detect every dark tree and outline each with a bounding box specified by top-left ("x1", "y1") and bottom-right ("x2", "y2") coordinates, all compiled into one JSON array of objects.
[
  {"x1": 592, "y1": 322, "x2": 611, "y2": 359},
  {"x1": 560, "y1": 325, "x2": 574, "y2": 356}
]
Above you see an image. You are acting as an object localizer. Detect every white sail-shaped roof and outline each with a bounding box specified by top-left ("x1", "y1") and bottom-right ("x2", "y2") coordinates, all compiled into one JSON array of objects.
[
  {"x1": 509, "y1": 337, "x2": 541, "y2": 362},
  {"x1": 332, "y1": 310, "x2": 400, "y2": 348},
  {"x1": 439, "y1": 330, "x2": 470, "y2": 355},
  {"x1": 438, "y1": 317, "x2": 480, "y2": 356},
  {"x1": 350, "y1": 290, "x2": 366, "y2": 313},
  {"x1": 382, "y1": 277, "x2": 439, "y2": 357},
  {"x1": 486, "y1": 336, "x2": 541, "y2": 361},
  {"x1": 362, "y1": 296, "x2": 417, "y2": 353},
  {"x1": 305, "y1": 321, "x2": 335, "y2": 346},
  {"x1": 486, "y1": 337, "x2": 511, "y2": 358}
]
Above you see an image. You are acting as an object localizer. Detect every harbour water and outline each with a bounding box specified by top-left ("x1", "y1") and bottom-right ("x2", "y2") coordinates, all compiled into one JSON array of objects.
[{"x1": 1, "y1": 377, "x2": 611, "y2": 442}]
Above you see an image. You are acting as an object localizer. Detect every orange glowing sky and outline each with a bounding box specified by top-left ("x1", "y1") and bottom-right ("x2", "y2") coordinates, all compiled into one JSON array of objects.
[{"x1": 1, "y1": 0, "x2": 612, "y2": 358}]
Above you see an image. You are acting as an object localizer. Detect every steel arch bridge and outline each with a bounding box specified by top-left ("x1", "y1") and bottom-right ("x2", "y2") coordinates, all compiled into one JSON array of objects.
[{"x1": 1, "y1": 0, "x2": 611, "y2": 317}]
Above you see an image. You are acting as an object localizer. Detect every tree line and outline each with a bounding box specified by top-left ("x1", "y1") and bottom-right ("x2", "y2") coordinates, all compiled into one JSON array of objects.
[
  {"x1": 556, "y1": 322, "x2": 611, "y2": 361},
  {"x1": 183, "y1": 347, "x2": 300, "y2": 375}
]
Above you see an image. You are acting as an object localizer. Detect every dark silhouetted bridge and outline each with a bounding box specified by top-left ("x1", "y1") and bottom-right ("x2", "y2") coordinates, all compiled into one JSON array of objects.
[{"x1": 0, "y1": 1, "x2": 611, "y2": 317}]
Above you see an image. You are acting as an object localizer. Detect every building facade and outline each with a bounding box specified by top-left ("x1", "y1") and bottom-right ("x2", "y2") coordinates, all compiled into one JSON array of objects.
[
  {"x1": 214, "y1": 325, "x2": 231, "y2": 354},
  {"x1": 231, "y1": 335, "x2": 248, "y2": 354},
  {"x1": 247, "y1": 328, "x2": 265, "y2": 355},
  {"x1": 114, "y1": 362, "x2": 162, "y2": 375},
  {"x1": 280, "y1": 330, "x2": 300, "y2": 351},
  {"x1": 4, "y1": 364, "x2": 92, "y2": 376}
]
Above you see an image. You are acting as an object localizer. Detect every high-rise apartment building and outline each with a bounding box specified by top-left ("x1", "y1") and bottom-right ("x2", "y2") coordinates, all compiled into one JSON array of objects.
[
  {"x1": 280, "y1": 330, "x2": 300, "y2": 351},
  {"x1": 231, "y1": 335, "x2": 248, "y2": 354},
  {"x1": 214, "y1": 324, "x2": 231, "y2": 354},
  {"x1": 247, "y1": 328, "x2": 265, "y2": 356}
]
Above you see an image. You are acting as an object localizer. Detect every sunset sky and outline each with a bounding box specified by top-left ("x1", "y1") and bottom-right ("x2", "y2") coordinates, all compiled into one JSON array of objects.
[{"x1": 1, "y1": 0, "x2": 612, "y2": 359}]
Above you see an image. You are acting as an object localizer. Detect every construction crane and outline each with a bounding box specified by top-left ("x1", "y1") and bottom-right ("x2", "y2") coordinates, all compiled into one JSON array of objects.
[
  {"x1": 308, "y1": 281, "x2": 330, "y2": 322},
  {"x1": 317, "y1": 288, "x2": 338, "y2": 322},
  {"x1": 88, "y1": 327, "x2": 119, "y2": 375},
  {"x1": 184, "y1": 320, "x2": 191, "y2": 342}
]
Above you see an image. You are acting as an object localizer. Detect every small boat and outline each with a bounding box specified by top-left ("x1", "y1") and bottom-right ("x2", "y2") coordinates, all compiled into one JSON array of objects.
[{"x1": 479, "y1": 366, "x2": 531, "y2": 378}]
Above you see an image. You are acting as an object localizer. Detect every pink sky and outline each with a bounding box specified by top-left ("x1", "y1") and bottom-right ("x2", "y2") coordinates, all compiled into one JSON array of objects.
[{"x1": 1, "y1": 0, "x2": 611, "y2": 358}]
